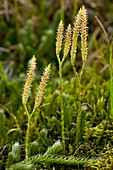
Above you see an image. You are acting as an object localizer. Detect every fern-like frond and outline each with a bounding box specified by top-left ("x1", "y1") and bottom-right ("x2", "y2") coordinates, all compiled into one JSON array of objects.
[{"x1": 10, "y1": 154, "x2": 101, "y2": 169}]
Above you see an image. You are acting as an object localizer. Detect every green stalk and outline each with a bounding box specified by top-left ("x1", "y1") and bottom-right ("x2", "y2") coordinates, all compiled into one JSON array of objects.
[
  {"x1": 75, "y1": 6, "x2": 88, "y2": 145},
  {"x1": 75, "y1": 58, "x2": 87, "y2": 145},
  {"x1": 72, "y1": 0, "x2": 78, "y2": 21},
  {"x1": 59, "y1": 61, "x2": 65, "y2": 150},
  {"x1": 75, "y1": 60, "x2": 87, "y2": 145},
  {"x1": 109, "y1": 44, "x2": 113, "y2": 116},
  {"x1": 24, "y1": 104, "x2": 36, "y2": 162},
  {"x1": 25, "y1": 115, "x2": 31, "y2": 162},
  {"x1": 60, "y1": 0, "x2": 64, "y2": 21},
  {"x1": 56, "y1": 52, "x2": 65, "y2": 150},
  {"x1": 75, "y1": 74, "x2": 81, "y2": 144},
  {"x1": 23, "y1": 104, "x2": 31, "y2": 162},
  {"x1": 80, "y1": 59, "x2": 86, "y2": 80},
  {"x1": 56, "y1": 21, "x2": 71, "y2": 151}
]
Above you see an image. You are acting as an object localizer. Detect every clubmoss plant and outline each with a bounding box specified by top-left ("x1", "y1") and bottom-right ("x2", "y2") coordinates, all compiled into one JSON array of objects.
[
  {"x1": 22, "y1": 55, "x2": 51, "y2": 162},
  {"x1": 70, "y1": 5, "x2": 88, "y2": 145},
  {"x1": 56, "y1": 21, "x2": 71, "y2": 150}
]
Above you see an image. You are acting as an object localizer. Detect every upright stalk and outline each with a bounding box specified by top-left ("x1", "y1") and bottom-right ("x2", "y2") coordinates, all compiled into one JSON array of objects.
[
  {"x1": 56, "y1": 21, "x2": 71, "y2": 150},
  {"x1": 24, "y1": 105, "x2": 31, "y2": 162},
  {"x1": 72, "y1": 0, "x2": 78, "y2": 21},
  {"x1": 70, "y1": 6, "x2": 88, "y2": 145},
  {"x1": 59, "y1": 61, "x2": 65, "y2": 149},
  {"x1": 75, "y1": 74, "x2": 83, "y2": 145},
  {"x1": 22, "y1": 56, "x2": 51, "y2": 162},
  {"x1": 60, "y1": 0, "x2": 64, "y2": 21},
  {"x1": 56, "y1": 55, "x2": 65, "y2": 150}
]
